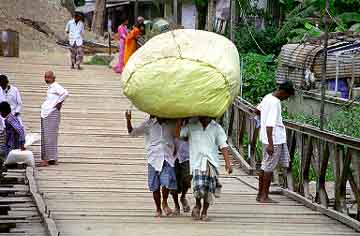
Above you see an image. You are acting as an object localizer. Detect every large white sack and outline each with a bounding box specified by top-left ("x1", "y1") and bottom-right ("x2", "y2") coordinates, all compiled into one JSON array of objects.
[
  {"x1": 122, "y1": 29, "x2": 240, "y2": 118},
  {"x1": 4, "y1": 149, "x2": 35, "y2": 167},
  {"x1": 3, "y1": 133, "x2": 40, "y2": 167}
]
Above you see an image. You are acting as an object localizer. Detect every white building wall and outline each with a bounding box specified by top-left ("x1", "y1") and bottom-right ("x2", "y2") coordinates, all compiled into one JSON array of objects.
[{"x1": 181, "y1": 0, "x2": 196, "y2": 29}]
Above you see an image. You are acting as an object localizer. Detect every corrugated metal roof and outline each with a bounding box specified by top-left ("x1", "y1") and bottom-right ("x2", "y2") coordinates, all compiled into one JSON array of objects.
[{"x1": 76, "y1": 1, "x2": 130, "y2": 13}]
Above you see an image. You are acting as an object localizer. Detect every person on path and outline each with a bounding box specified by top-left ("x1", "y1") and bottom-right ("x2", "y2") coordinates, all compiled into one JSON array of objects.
[
  {"x1": 176, "y1": 117, "x2": 232, "y2": 221},
  {"x1": 40, "y1": 71, "x2": 69, "y2": 167},
  {"x1": 125, "y1": 110, "x2": 179, "y2": 217},
  {"x1": 0, "y1": 74, "x2": 23, "y2": 127},
  {"x1": 256, "y1": 81, "x2": 295, "y2": 203},
  {"x1": 0, "y1": 101, "x2": 25, "y2": 157},
  {"x1": 113, "y1": 18, "x2": 128, "y2": 74},
  {"x1": 174, "y1": 137, "x2": 192, "y2": 214},
  {"x1": 65, "y1": 12, "x2": 85, "y2": 70},
  {"x1": 123, "y1": 17, "x2": 145, "y2": 66}
]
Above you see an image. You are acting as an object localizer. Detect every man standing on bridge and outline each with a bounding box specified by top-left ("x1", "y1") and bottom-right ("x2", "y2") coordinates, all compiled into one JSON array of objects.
[
  {"x1": 256, "y1": 81, "x2": 294, "y2": 203},
  {"x1": 40, "y1": 71, "x2": 69, "y2": 167},
  {"x1": 65, "y1": 12, "x2": 85, "y2": 70}
]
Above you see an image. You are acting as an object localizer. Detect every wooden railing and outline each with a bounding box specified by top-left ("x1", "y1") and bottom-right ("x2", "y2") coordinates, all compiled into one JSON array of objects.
[{"x1": 226, "y1": 96, "x2": 360, "y2": 222}]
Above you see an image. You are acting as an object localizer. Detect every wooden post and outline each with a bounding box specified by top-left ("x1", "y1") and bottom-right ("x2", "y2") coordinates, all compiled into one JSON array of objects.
[
  {"x1": 349, "y1": 56, "x2": 355, "y2": 99},
  {"x1": 134, "y1": 0, "x2": 139, "y2": 22},
  {"x1": 207, "y1": 0, "x2": 215, "y2": 31},
  {"x1": 108, "y1": 33, "x2": 111, "y2": 56},
  {"x1": 319, "y1": 0, "x2": 329, "y2": 130},
  {"x1": 173, "y1": 0, "x2": 178, "y2": 25},
  {"x1": 230, "y1": 0, "x2": 236, "y2": 41},
  {"x1": 91, "y1": 0, "x2": 106, "y2": 36}
]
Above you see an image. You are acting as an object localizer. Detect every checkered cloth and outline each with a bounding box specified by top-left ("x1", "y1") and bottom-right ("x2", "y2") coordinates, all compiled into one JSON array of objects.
[
  {"x1": 70, "y1": 43, "x2": 84, "y2": 66},
  {"x1": 261, "y1": 143, "x2": 290, "y2": 172},
  {"x1": 4, "y1": 113, "x2": 25, "y2": 155},
  {"x1": 192, "y1": 162, "x2": 222, "y2": 204},
  {"x1": 148, "y1": 161, "x2": 177, "y2": 192},
  {"x1": 41, "y1": 109, "x2": 61, "y2": 161}
]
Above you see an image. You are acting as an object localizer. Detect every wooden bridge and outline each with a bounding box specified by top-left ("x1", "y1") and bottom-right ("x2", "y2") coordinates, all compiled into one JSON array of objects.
[{"x1": 0, "y1": 52, "x2": 359, "y2": 236}]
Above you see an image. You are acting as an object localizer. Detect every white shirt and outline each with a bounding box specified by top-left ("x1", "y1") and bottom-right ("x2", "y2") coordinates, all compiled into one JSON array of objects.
[
  {"x1": 1, "y1": 86, "x2": 22, "y2": 115},
  {"x1": 257, "y1": 93, "x2": 287, "y2": 145},
  {"x1": 65, "y1": 19, "x2": 84, "y2": 46},
  {"x1": 175, "y1": 138, "x2": 189, "y2": 163},
  {"x1": 41, "y1": 82, "x2": 69, "y2": 118},
  {"x1": 180, "y1": 120, "x2": 228, "y2": 173},
  {"x1": 130, "y1": 118, "x2": 176, "y2": 172}
]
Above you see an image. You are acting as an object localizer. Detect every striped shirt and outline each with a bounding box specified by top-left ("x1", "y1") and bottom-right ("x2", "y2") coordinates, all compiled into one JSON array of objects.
[{"x1": 5, "y1": 113, "x2": 25, "y2": 154}]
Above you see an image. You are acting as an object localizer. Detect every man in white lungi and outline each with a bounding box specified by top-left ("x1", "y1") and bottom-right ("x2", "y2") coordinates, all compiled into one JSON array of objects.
[{"x1": 40, "y1": 71, "x2": 69, "y2": 167}]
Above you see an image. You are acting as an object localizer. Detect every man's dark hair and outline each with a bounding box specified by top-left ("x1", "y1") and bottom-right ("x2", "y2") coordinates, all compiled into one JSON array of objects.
[
  {"x1": 74, "y1": 12, "x2": 82, "y2": 18},
  {"x1": 0, "y1": 101, "x2": 11, "y2": 114},
  {"x1": 278, "y1": 80, "x2": 295, "y2": 96},
  {"x1": 0, "y1": 74, "x2": 8, "y2": 83}
]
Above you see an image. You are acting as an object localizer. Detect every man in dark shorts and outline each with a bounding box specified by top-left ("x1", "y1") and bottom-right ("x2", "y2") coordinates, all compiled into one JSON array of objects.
[{"x1": 174, "y1": 138, "x2": 192, "y2": 214}]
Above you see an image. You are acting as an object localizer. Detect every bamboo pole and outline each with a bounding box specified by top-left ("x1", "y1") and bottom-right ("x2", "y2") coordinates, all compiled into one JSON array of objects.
[{"x1": 320, "y1": 0, "x2": 329, "y2": 130}]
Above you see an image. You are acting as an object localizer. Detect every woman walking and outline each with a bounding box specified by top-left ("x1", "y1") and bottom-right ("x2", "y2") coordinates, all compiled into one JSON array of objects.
[{"x1": 114, "y1": 18, "x2": 128, "y2": 74}]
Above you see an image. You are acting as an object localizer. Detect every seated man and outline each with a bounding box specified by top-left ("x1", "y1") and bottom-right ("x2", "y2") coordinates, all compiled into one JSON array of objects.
[{"x1": 0, "y1": 102, "x2": 25, "y2": 157}]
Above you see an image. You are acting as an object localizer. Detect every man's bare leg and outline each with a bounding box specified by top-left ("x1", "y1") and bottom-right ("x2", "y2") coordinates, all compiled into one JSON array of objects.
[
  {"x1": 161, "y1": 187, "x2": 173, "y2": 216},
  {"x1": 257, "y1": 170, "x2": 264, "y2": 202},
  {"x1": 153, "y1": 189, "x2": 162, "y2": 217},
  {"x1": 192, "y1": 198, "x2": 201, "y2": 220},
  {"x1": 259, "y1": 171, "x2": 277, "y2": 203},
  {"x1": 201, "y1": 200, "x2": 210, "y2": 221},
  {"x1": 171, "y1": 191, "x2": 181, "y2": 216},
  {"x1": 180, "y1": 188, "x2": 191, "y2": 212}
]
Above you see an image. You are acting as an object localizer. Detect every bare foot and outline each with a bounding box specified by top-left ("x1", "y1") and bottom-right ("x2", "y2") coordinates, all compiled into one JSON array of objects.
[
  {"x1": 259, "y1": 197, "x2": 278, "y2": 203},
  {"x1": 173, "y1": 207, "x2": 181, "y2": 216},
  {"x1": 154, "y1": 210, "x2": 162, "y2": 217},
  {"x1": 38, "y1": 160, "x2": 49, "y2": 167},
  {"x1": 191, "y1": 206, "x2": 201, "y2": 220},
  {"x1": 162, "y1": 203, "x2": 173, "y2": 216},
  {"x1": 201, "y1": 213, "x2": 210, "y2": 221},
  {"x1": 180, "y1": 197, "x2": 191, "y2": 213}
]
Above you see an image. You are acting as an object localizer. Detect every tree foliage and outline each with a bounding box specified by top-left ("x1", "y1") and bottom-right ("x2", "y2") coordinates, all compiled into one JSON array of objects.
[{"x1": 241, "y1": 53, "x2": 277, "y2": 104}]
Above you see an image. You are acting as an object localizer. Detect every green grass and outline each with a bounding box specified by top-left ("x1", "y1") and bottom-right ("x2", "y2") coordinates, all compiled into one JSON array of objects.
[{"x1": 84, "y1": 55, "x2": 113, "y2": 66}]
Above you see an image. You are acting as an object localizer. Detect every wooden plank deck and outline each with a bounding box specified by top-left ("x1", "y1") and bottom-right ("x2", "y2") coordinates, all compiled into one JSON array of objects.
[{"x1": 1, "y1": 52, "x2": 359, "y2": 236}]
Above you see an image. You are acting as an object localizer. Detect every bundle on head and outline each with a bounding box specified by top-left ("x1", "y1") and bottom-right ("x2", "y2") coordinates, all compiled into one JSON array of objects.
[{"x1": 122, "y1": 29, "x2": 240, "y2": 118}]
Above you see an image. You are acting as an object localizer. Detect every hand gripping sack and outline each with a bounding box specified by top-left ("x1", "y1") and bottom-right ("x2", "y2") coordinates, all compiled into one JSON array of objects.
[{"x1": 122, "y1": 29, "x2": 240, "y2": 118}]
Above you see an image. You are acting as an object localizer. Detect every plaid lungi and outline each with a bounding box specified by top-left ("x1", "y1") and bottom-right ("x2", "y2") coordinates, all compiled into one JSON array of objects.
[
  {"x1": 41, "y1": 110, "x2": 61, "y2": 161},
  {"x1": 192, "y1": 162, "x2": 222, "y2": 204},
  {"x1": 70, "y1": 43, "x2": 84, "y2": 66},
  {"x1": 0, "y1": 130, "x2": 6, "y2": 163},
  {"x1": 261, "y1": 143, "x2": 290, "y2": 172}
]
